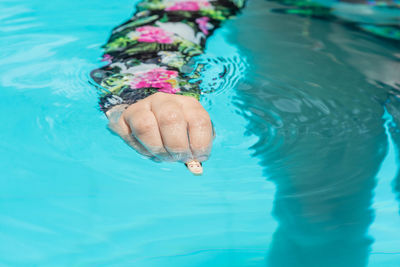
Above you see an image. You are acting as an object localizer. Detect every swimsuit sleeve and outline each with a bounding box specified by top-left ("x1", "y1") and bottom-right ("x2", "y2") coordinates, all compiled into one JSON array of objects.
[{"x1": 90, "y1": 0, "x2": 246, "y2": 112}]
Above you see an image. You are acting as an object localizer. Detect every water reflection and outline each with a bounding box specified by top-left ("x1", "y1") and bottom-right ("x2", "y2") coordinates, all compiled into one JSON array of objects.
[
  {"x1": 269, "y1": 0, "x2": 400, "y2": 41},
  {"x1": 227, "y1": 0, "x2": 400, "y2": 266},
  {"x1": 387, "y1": 97, "x2": 400, "y2": 214}
]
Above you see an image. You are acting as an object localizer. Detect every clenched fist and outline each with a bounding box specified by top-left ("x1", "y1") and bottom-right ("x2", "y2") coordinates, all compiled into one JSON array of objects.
[{"x1": 106, "y1": 92, "x2": 214, "y2": 164}]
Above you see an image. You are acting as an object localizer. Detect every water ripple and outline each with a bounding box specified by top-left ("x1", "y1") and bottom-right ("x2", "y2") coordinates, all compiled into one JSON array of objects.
[{"x1": 193, "y1": 54, "x2": 248, "y2": 96}]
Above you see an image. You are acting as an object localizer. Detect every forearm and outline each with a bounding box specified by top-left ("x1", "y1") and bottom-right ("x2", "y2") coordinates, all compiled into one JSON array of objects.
[{"x1": 90, "y1": 0, "x2": 246, "y2": 112}]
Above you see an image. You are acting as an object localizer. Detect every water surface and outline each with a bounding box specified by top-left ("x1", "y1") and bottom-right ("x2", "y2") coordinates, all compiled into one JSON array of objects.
[{"x1": 0, "y1": 0, "x2": 399, "y2": 266}]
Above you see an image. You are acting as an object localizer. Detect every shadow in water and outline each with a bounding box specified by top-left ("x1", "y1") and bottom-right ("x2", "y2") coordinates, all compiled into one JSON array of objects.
[
  {"x1": 386, "y1": 96, "x2": 400, "y2": 214},
  {"x1": 224, "y1": 0, "x2": 400, "y2": 266}
]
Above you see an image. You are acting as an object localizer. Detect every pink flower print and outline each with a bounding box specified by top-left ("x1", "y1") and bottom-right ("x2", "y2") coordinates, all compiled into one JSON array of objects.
[
  {"x1": 136, "y1": 26, "x2": 174, "y2": 44},
  {"x1": 131, "y1": 68, "x2": 180, "y2": 94},
  {"x1": 165, "y1": 1, "x2": 210, "y2": 11},
  {"x1": 101, "y1": 54, "x2": 113, "y2": 63},
  {"x1": 196, "y1": 17, "x2": 210, "y2": 35}
]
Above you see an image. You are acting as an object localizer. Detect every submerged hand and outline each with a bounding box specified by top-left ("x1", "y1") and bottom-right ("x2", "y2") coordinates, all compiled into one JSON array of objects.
[{"x1": 107, "y1": 92, "x2": 213, "y2": 163}]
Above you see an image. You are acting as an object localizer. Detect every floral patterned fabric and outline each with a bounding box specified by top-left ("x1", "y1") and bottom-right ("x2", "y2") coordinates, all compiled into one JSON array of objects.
[{"x1": 91, "y1": 0, "x2": 246, "y2": 112}]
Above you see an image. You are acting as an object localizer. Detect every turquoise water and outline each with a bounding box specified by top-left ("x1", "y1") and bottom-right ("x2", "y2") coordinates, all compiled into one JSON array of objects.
[{"x1": 0, "y1": 0, "x2": 399, "y2": 266}]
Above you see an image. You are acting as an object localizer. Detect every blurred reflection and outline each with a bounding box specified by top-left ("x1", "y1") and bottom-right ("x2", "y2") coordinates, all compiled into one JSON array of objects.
[
  {"x1": 269, "y1": 0, "x2": 400, "y2": 42},
  {"x1": 386, "y1": 97, "x2": 400, "y2": 213},
  {"x1": 226, "y1": 0, "x2": 400, "y2": 266},
  {"x1": 328, "y1": 14, "x2": 400, "y2": 216}
]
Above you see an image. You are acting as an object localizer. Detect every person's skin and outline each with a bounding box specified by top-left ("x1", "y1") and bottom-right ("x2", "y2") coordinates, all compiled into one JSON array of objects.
[{"x1": 105, "y1": 92, "x2": 213, "y2": 164}]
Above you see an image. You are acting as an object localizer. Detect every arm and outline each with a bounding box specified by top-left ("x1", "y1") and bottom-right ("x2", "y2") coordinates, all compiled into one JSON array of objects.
[{"x1": 90, "y1": 0, "x2": 245, "y2": 166}]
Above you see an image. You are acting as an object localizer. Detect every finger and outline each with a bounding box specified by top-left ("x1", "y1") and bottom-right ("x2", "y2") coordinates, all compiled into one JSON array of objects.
[
  {"x1": 184, "y1": 107, "x2": 213, "y2": 162},
  {"x1": 124, "y1": 134, "x2": 157, "y2": 160},
  {"x1": 152, "y1": 101, "x2": 192, "y2": 162},
  {"x1": 124, "y1": 107, "x2": 171, "y2": 161},
  {"x1": 176, "y1": 95, "x2": 213, "y2": 161},
  {"x1": 107, "y1": 108, "x2": 154, "y2": 159}
]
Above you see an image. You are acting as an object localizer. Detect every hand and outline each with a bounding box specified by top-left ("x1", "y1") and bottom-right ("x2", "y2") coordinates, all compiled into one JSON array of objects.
[{"x1": 106, "y1": 92, "x2": 214, "y2": 163}]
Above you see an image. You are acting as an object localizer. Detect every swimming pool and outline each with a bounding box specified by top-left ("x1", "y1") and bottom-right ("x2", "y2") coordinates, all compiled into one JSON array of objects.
[{"x1": 0, "y1": 0, "x2": 399, "y2": 266}]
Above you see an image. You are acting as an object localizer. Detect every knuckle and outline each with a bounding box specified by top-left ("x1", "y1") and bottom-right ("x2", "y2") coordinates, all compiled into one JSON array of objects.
[
  {"x1": 190, "y1": 115, "x2": 211, "y2": 129},
  {"x1": 152, "y1": 92, "x2": 167, "y2": 99},
  {"x1": 183, "y1": 95, "x2": 199, "y2": 105},
  {"x1": 159, "y1": 110, "x2": 183, "y2": 126}
]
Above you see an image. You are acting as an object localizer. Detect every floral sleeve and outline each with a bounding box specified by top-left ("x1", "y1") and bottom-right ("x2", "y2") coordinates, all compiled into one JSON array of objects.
[{"x1": 90, "y1": 0, "x2": 246, "y2": 112}]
